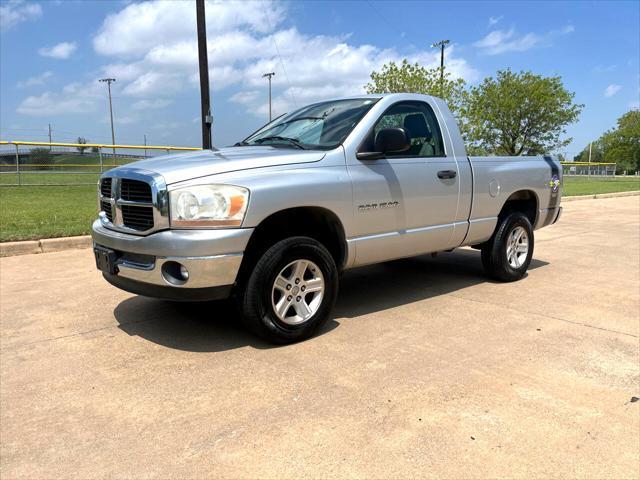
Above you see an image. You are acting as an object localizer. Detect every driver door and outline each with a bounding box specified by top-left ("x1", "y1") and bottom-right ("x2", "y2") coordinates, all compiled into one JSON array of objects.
[{"x1": 346, "y1": 100, "x2": 460, "y2": 266}]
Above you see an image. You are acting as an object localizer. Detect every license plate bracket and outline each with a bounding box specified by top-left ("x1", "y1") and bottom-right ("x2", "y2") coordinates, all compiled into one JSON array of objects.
[{"x1": 94, "y1": 246, "x2": 119, "y2": 275}]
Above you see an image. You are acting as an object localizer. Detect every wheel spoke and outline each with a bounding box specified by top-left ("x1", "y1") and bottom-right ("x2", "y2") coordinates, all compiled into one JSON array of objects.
[
  {"x1": 516, "y1": 244, "x2": 528, "y2": 254},
  {"x1": 275, "y1": 296, "x2": 293, "y2": 319},
  {"x1": 292, "y1": 260, "x2": 308, "y2": 281},
  {"x1": 274, "y1": 275, "x2": 289, "y2": 292},
  {"x1": 305, "y1": 277, "x2": 323, "y2": 292},
  {"x1": 294, "y1": 299, "x2": 312, "y2": 319}
]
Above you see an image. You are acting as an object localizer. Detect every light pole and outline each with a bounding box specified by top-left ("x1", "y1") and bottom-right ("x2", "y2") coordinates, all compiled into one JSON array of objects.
[
  {"x1": 262, "y1": 72, "x2": 275, "y2": 121},
  {"x1": 196, "y1": 0, "x2": 212, "y2": 149},
  {"x1": 431, "y1": 39, "x2": 450, "y2": 98},
  {"x1": 99, "y1": 78, "x2": 117, "y2": 159}
]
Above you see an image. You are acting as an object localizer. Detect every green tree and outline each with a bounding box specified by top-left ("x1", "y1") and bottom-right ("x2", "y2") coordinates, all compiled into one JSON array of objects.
[
  {"x1": 573, "y1": 141, "x2": 604, "y2": 163},
  {"x1": 600, "y1": 110, "x2": 640, "y2": 174},
  {"x1": 76, "y1": 137, "x2": 87, "y2": 155},
  {"x1": 365, "y1": 59, "x2": 466, "y2": 116},
  {"x1": 459, "y1": 69, "x2": 583, "y2": 155}
]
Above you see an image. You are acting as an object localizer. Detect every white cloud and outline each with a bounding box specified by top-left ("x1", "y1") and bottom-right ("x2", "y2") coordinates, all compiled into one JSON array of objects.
[
  {"x1": 93, "y1": 0, "x2": 284, "y2": 57},
  {"x1": 593, "y1": 64, "x2": 617, "y2": 73},
  {"x1": 131, "y1": 99, "x2": 173, "y2": 110},
  {"x1": 473, "y1": 24, "x2": 574, "y2": 55},
  {"x1": 17, "y1": 71, "x2": 53, "y2": 87},
  {"x1": 16, "y1": 81, "x2": 102, "y2": 116},
  {"x1": 0, "y1": 0, "x2": 41, "y2": 31},
  {"x1": 17, "y1": 91, "x2": 95, "y2": 116},
  {"x1": 473, "y1": 29, "x2": 540, "y2": 55},
  {"x1": 629, "y1": 100, "x2": 640, "y2": 110},
  {"x1": 17, "y1": 0, "x2": 479, "y2": 123},
  {"x1": 604, "y1": 84, "x2": 622, "y2": 97},
  {"x1": 92, "y1": 0, "x2": 479, "y2": 117},
  {"x1": 38, "y1": 42, "x2": 77, "y2": 59},
  {"x1": 488, "y1": 16, "x2": 503, "y2": 27}
]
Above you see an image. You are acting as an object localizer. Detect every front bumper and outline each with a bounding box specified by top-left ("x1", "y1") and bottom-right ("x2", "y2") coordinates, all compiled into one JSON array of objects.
[{"x1": 92, "y1": 220, "x2": 253, "y2": 300}]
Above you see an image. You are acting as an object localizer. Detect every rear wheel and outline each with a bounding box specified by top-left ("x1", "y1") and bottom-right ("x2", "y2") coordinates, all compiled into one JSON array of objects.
[
  {"x1": 481, "y1": 212, "x2": 534, "y2": 282},
  {"x1": 238, "y1": 236, "x2": 338, "y2": 344}
]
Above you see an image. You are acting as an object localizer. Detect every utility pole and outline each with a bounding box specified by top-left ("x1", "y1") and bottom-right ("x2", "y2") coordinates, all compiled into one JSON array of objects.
[
  {"x1": 196, "y1": 0, "x2": 212, "y2": 149},
  {"x1": 48, "y1": 123, "x2": 52, "y2": 151},
  {"x1": 144, "y1": 134, "x2": 147, "y2": 158},
  {"x1": 99, "y1": 77, "x2": 117, "y2": 159},
  {"x1": 262, "y1": 72, "x2": 275, "y2": 121},
  {"x1": 431, "y1": 39, "x2": 450, "y2": 98}
]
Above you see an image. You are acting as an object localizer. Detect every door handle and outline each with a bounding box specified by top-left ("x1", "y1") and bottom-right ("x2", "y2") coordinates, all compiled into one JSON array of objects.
[{"x1": 437, "y1": 170, "x2": 457, "y2": 179}]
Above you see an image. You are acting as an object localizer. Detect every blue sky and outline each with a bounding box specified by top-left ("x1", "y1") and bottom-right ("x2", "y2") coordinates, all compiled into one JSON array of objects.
[{"x1": 1, "y1": 0, "x2": 638, "y2": 156}]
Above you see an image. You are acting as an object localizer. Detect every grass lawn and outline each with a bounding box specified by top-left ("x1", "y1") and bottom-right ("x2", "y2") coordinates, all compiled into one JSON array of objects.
[
  {"x1": 0, "y1": 186, "x2": 97, "y2": 242},
  {"x1": 0, "y1": 175, "x2": 638, "y2": 243},
  {"x1": 0, "y1": 172, "x2": 101, "y2": 185},
  {"x1": 563, "y1": 176, "x2": 640, "y2": 196}
]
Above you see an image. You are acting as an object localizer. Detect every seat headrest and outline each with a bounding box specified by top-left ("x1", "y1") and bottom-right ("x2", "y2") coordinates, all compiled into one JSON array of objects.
[{"x1": 403, "y1": 114, "x2": 431, "y2": 140}]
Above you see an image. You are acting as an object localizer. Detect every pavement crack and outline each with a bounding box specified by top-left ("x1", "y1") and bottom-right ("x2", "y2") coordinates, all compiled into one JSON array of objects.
[
  {"x1": 441, "y1": 292, "x2": 638, "y2": 338},
  {"x1": 0, "y1": 316, "x2": 155, "y2": 352}
]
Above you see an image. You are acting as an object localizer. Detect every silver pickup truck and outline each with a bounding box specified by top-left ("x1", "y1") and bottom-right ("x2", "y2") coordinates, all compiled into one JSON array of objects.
[{"x1": 92, "y1": 93, "x2": 562, "y2": 343}]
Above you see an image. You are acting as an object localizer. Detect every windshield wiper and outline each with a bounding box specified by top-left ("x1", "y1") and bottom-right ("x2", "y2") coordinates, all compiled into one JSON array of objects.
[
  {"x1": 254, "y1": 136, "x2": 306, "y2": 149},
  {"x1": 233, "y1": 141, "x2": 249, "y2": 146}
]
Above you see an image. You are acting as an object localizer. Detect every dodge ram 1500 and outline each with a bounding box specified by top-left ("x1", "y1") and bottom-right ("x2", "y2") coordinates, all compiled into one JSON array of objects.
[{"x1": 92, "y1": 93, "x2": 562, "y2": 343}]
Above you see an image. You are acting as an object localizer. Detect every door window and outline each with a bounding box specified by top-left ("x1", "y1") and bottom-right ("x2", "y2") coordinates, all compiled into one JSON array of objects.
[{"x1": 368, "y1": 101, "x2": 445, "y2": 157}]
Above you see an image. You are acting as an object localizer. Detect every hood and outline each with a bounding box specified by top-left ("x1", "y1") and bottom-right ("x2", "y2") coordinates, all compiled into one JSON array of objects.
[{"x1": 114, "y1": 146, "x2": 326, "y2": 184}]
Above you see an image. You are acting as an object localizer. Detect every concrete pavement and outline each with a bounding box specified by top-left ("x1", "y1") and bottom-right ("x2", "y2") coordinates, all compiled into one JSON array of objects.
[{"x1": 1, "y1": 196, "x2": 638, "y2": 479}]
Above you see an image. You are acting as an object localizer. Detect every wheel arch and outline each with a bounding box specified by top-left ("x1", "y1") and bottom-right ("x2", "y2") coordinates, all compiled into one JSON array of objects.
[
  {"x1": 498, "y1": 189, "x2": 539, "y2": 226},
  {"x1": 237, "y1": 206, "x2": 348, "y2": 286}
]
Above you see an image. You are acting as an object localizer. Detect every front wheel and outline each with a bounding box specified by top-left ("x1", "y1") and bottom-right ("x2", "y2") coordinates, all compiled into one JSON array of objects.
[
  {"x1": 238, "y1": 236, "x2": 339, "y2": 344},
  {"x1": 481, "y1": 212, "x2": 534, "y2": 282}
]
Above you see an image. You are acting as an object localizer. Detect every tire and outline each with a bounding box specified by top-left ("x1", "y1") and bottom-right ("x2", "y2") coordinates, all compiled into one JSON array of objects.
[
  {"x1": 238, "y1": 236, "x2": 339, "y2": 344},
  {"x1": 481, "y1": 212, "x2": 534, "y2": 282}
]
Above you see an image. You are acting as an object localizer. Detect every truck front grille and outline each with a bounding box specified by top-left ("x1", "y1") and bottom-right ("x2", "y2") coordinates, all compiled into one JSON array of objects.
[
  {"x1": 97, "y1": 171, "x2": 168, "y2": 235},
  {"x1": 100, "y1": 178, "x2": 112, "y2": 197},
  {"x1": 100, "y1": 200, "x2": 113, "y2": 222},
  {"x1": 120, "y1": 179, "x2": 152, "y2": 202},
  {"x1": 121, "y1": 204, "x2": 154, "y2": 231}
]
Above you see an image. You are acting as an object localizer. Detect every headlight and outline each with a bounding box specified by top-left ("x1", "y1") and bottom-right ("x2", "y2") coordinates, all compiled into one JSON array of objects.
[{"x1": 169, "y1": 184, "x2": 249, "y2": 228}]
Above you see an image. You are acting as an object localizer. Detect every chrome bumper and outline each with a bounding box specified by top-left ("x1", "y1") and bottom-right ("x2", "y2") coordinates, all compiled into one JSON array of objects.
[
  {"x1": 91, "y1": 219, "x2": 253, "y2": 291},
  {"x1": 114, "y1": 253, "x2": 243, "y2": 289}
]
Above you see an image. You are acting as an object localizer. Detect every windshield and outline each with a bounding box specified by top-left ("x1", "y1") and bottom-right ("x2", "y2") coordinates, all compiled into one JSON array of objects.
[{"x1": 241, "y1": 98, "x2": 378, "y2": 150}]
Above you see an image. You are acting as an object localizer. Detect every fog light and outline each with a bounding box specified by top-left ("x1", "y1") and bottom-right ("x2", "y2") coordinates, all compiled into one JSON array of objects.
[
  {"x1": 179, "y1": 265, "x2": 189, "y2": 280},
  {"x1": 161, "y1": 261, "x2": 189, "y2": 286}
]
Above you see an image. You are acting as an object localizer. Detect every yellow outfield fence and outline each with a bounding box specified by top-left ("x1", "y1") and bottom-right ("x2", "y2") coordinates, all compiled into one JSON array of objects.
[
  {"x1": 0, "y1": 140, "x2": 202, "y2": 186},
  {"x1": 0, "y1": 140, "x2": 625, "y2": 186}
]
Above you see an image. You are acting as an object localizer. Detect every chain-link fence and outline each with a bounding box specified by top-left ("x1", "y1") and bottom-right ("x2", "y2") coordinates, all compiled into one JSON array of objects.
[
  {"x1": 561, "y1": 162, "x2": 617, "y2": 177},
  {"x1": 0, "y1": 141, "x2": 200, "y2": 186}
]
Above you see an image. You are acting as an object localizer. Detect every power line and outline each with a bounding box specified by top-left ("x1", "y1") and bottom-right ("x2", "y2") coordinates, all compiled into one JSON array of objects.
[{"x1": 261, "y1": 1, "x2": 297, "y2": 108}]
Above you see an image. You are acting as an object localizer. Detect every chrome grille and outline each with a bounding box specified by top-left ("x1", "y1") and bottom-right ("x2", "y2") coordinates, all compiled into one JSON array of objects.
[
  {"x1": 97, "y1": 169, "x2": 168, "y2": 235},
  {"x1": 121, "y1": 204, "x2": 154, "y2": 231},
  {"x1": 100, "y1": 200, "x2": 113, "y2": 222},
  {"x1": 121, "y1": 179, "x2": 152, "y2": 202},
  {"x1": 100, "y1": 178, "x2": 112, "y2": 197}
]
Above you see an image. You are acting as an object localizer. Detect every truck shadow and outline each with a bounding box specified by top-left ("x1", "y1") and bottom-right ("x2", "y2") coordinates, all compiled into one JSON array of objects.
[{"x1": 113, "y1": 248, "x2": 548, "y2": 352}]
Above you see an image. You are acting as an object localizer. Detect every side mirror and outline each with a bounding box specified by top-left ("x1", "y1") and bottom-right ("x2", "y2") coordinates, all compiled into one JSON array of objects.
[
  {"x1": 376, "y1": 127, "x2": 411, "y2": 153},
  {"x1": 356, "y1": 127, "x2": 411, "y2": 160}
]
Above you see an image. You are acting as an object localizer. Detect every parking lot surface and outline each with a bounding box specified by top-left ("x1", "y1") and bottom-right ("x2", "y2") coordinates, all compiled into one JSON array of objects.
[{"x1": 1, "y1": 196, "x2": 639, "y2": 479}]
